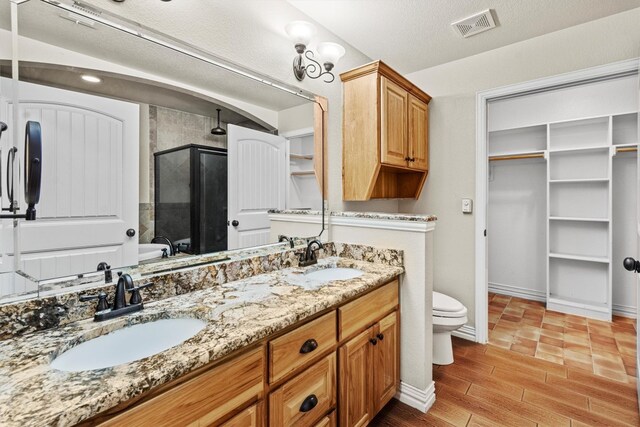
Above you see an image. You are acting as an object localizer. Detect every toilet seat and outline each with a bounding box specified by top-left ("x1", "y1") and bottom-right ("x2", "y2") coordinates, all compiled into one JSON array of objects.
[{"x1": 433, "y1": 292, "x2": 467, "y2": 318}]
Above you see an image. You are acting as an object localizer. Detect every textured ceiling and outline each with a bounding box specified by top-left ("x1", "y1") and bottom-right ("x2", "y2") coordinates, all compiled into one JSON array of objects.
[{"x1": 287, "y1": 0, "x2": 640, "y2": 73}]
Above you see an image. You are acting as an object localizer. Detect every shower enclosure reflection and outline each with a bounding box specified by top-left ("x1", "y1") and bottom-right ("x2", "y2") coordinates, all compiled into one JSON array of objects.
[{"x1": 155, "y1": 145, "x2": 228, "y2": 255}]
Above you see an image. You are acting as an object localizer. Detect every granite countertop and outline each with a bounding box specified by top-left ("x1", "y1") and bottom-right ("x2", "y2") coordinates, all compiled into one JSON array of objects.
[
  {"x1": 0, "y1": 257, "x2": 403, "y2": 426},
  {"x1": 330, "y1": 211, "x2": 438, "y2": 222}
]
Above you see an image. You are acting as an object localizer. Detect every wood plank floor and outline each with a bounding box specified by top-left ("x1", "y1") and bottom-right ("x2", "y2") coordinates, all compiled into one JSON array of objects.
[{"x1": 370, "y1": 337, "x2": 639, "y2": 426}]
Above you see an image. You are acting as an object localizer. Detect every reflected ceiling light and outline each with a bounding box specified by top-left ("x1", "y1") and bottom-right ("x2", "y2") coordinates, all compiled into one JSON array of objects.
[
  {"x1": 285, "y1": 21, "x2": 345, "y2": 83},
  {"x1": 81, "y1": 75, "x2": 102, "y2": 83},
  {"x1": 211, "y1": 109, "x2": 226, "y2": 136}
]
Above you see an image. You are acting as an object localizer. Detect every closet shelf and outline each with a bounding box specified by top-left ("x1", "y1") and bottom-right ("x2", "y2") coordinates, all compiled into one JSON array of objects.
[
  {"x1": 548, "y1": 145, "x2": 609, "y2": 153},
  {"x1": 549, "y1": 178, "x2": 609, "y2": 183},
  {"x1": 290, "y1": 154, "x2": 314, "y2": 160},
  {"x1": 549, "y1": 253, "x2": 609, "y2": 264},
  {"x1": 548, "y1": 296, "x2": 609, "y2": 313},
  {"x1": 548, "y1": 216, "x2": 609, "y2": 223}
]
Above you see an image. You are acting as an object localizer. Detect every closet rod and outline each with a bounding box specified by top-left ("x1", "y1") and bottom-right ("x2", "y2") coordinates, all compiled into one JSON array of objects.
[
  {"x1": 489, "y1": 153, "x2": 545, "y2": 162},
  {"x1": 616, "y1": 146, "x2": 638, "y2": 153}
]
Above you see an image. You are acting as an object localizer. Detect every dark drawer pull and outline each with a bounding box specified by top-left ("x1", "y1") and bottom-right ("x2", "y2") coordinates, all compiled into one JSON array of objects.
[
  {"x1": 299, "y1": 394, "x2": 318, "y2": 413},
  {"x1": 369, "y1": 338, "x2": 378, "y2": 345},
  {"x1": 377, "y1": 333, "x2": 384, "y2": 341},
  {"x1": 299, "y1": 338, "x2": 318, "y2": 354}
]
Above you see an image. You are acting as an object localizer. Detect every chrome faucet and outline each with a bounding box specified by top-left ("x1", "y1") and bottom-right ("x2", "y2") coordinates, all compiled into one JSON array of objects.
[
  {"x1": 80, "y1": 273, "x2": 154, "y2": 321},
  {"x1": 299, "y1": 239, "x2": 323, "y2": 267}
]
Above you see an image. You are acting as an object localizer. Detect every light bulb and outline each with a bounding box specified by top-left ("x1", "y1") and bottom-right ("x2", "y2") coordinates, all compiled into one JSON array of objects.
[
  {"x1": 316, "y1": 42, "x2": 345, "y2": 70},
  {"x1": 81, "y1": 75, "x2": 101, "y2": 83},
  {"x1": 285, "y1": 21, "x2": 317, "y2": 48}
]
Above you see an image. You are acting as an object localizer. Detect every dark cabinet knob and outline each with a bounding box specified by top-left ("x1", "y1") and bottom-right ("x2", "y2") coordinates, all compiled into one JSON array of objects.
[
  {"x1": 404, "y1": 156, "x2": 411, "y2": 161},
  {"x1": 299, "y1": 338, "x2": 318, "y2": 354},
  {"x1": 623, "y1": 257, "x2": 640, "y2": 273},
  {"x1": 377, "y1": 333, "x2": 384, "y2": 341},
  {"x1": 369, "y1": 338, "x2": 378, "y2": 345},
  {"x1": 231, "y1": 220, "x2": 239, "y2": 227},
  {"x1": 299, "y1": 394, "x2": 318, "y2": 413},
  {"x1": 126, "y1": 228, "x2": 136, "y2": 237}
]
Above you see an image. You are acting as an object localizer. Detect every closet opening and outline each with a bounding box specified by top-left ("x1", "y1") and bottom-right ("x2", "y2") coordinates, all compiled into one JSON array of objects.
[{"x1": 476, "y1": 60, "x2": 638, "y2": 383}]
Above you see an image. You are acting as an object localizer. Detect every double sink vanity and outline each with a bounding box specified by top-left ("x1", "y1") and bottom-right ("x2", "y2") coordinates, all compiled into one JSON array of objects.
[{"x1": 0, "y1": 242, "x2": 403, "y2": 426}]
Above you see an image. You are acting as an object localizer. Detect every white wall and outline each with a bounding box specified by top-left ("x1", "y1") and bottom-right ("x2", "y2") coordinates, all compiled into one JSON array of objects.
[
  {"x1": 400, "y1": 8, "x2": 640, "y2": 327},
  {"x1": 278, "y1": 103, "x2": 314, "y2": 134},
  {"x1": 330, "y1": 219, "x2": 436, "y2": 410},
  {"x1": 488, "y1": 159, "x2": 547, "y2": 300}
]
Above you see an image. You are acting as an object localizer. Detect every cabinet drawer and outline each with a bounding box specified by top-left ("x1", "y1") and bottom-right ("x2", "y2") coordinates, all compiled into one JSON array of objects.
[
  {"x1": 339, "y1": 280, "x2": 398, "y2": 340},
  {"x1": 269, "y1": 352, "x2": 337, "y2": 427},
  {"x1": 314, "y1": 410, "x2": 336, "y2": 427},
  {"x1": 269, "y1": 311, "x2": 337, "y2": 383},
  {"x1": 101, "y1": 347, "x2": 264, "y2": 427},
  {"x1": 221, "y1": 402, "x2": 263, "y2": 427}
]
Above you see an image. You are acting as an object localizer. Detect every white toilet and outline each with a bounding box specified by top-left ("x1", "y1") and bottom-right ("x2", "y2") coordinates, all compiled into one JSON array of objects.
[{"x1": 432, "y1": 291, "x2": 468, "y2": 365}]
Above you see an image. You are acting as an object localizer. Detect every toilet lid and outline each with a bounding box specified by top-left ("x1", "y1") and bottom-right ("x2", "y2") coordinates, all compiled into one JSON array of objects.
[{"x1": 433, "y1": 291, "x2": 465, "y2": 313}]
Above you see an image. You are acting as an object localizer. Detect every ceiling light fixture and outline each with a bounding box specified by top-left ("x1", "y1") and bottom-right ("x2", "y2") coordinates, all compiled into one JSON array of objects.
[
  {"x1": 81, "y1": 75, "x2": 102, "y2": 83},
  {"x1": 285, "y1": 21, "x2": 345, "y2": 83},
  {"x1": 211, "y1": 109, "x2": 226, "y2": 136}
]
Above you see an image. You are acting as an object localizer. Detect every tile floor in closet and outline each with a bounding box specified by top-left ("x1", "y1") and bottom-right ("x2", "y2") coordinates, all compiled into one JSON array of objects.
[{"x1": 488, "y1": 292, "x2": 637, "y2": 383}]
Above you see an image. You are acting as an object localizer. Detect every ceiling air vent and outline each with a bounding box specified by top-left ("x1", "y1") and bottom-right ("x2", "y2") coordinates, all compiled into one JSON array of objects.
[{"x1": 451, "y1": 9, "x2": 496, "y2": 38}]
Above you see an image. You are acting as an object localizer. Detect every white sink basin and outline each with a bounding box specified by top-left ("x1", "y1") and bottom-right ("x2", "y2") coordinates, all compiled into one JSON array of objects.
[
  {"x1": 304, "y1": 267, "x2": 364, "y2": 283},
  {"x1": 51, "y1": 318, "x2": 206, "y2": 372}
]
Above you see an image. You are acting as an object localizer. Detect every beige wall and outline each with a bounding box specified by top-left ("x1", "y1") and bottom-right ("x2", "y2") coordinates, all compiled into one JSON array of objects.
[
  {"x1": 399, "y1": 8, "x2": 640, "y2": 328},
  {"x1": 278, "y1": 103, "x2": 314, "y2": 134}
]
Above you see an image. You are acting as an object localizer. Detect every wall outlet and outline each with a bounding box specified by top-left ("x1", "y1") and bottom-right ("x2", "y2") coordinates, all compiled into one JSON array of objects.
[{"x1": 462, "y1": 198, "x2": 473, "y2": 214}]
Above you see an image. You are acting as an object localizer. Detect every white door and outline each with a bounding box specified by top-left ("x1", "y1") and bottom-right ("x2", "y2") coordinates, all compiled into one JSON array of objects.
[
  {"x1": 1, "y1": 78, "x2": 139, "y2": 281},
  {"x1": 227, "y1": 124, "x2": 286, "y2": 250}
]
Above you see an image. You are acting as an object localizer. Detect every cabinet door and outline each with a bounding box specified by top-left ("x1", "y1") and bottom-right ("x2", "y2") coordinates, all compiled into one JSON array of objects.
[
  {"x1": 380, "y1": 76, "x2": 408, "y2": 167},
  {"x1": 339, "y1": 328, "x2": 373, "y2": 427},
  {"x1": 220, "y1": 402, "x2": 263, "y2": 427},
  {"x1": 373, "y1": 311, "x2": 399, "y2": 413},
  {"x1": 408, "y1": 95, "x2": 428, "y2": 171}
]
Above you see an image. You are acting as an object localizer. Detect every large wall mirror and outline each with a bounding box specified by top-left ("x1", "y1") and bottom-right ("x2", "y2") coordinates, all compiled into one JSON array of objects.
[{"x1": 0, "y1": 0, "x2": 326, "y2": 301}]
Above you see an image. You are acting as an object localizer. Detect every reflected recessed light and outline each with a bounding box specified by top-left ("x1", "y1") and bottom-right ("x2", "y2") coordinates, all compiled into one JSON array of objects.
[{"x1": 81, "y1": 75, "x2": 101, "y2": 83}]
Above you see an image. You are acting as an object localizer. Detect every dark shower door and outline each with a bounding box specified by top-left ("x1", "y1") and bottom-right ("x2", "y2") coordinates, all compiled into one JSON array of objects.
[{"x1": 197, "y1": 148, "x2": 227, "y2": 253}]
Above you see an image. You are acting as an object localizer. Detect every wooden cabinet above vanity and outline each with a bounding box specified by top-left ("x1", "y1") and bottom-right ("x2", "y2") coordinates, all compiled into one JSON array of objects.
[
  {"x1": 85, "y1": 279, "x2": 400, "y2": 427},
  {"x1": 341, "y1": 60, "x2": 431, "y2": 201}
]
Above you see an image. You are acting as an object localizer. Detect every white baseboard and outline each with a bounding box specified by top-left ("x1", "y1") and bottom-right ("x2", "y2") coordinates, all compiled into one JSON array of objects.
[
  {"x1": 451, "y1": 325, "x2": 477, "y2": 342},
  {"x1": 396, "y1": 381, "x2": 436, "y2": 413},
  {"x1": 488, "y1": 282, "x2": 546, "y2": 302},
  {"x1": 490, "y1": 283, "x2": 637, "y2": 319},
  {"x1": 613, "y1": 304, "x2": 637, "y2": 318}
]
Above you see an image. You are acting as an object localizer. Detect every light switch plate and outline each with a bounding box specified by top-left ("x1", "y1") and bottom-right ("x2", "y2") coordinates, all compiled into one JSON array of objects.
[{"x1": 462, "y1": 198, "x2": 473, "y2": 214}]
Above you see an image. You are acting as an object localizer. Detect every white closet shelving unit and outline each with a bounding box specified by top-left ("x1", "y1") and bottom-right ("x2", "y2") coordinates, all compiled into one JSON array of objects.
[
  {"x1": 283, "y1": 127, "x2": 321, "y2": 211},
  {"x1": 546, "y1": 116, "x2": 613, "y2": 320},
  {"x1": 488, "y1": 111, "x2": 638, "y2": 321}
]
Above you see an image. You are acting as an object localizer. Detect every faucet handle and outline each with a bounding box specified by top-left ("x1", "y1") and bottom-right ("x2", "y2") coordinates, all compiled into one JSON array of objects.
[
  {"x1": 128, "y1": 282, "x2": 154, "y2": 305},
  {"x1": 80, "y1": 292, "x2": 109, "y2": 312}
]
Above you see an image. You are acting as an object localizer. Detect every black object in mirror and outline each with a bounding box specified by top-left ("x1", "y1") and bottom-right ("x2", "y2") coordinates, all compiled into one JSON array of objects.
[{"x1": 24, "y1": 121, "x2": 42, "y2": 221}]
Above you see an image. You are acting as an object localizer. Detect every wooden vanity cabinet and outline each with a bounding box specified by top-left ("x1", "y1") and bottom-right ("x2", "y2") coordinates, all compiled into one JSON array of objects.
[
  {"x1": 90, "y1": 278, "x2": 399, "y2": 427},
  {"x1": 339, "y1": 311, "x2": 399, "y2": 427},
  {"x1": 341, "y1": 60, "x2": 431, "y2": 201}
]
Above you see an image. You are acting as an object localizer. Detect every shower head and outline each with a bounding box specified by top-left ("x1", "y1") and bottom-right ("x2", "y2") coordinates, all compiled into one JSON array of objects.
[
  {"x1": 0, "y1": 121, "x2": 7, "y2": 134},
  {"x1": 211, "y1": 108, "x2": 226, "y2": 136}
]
